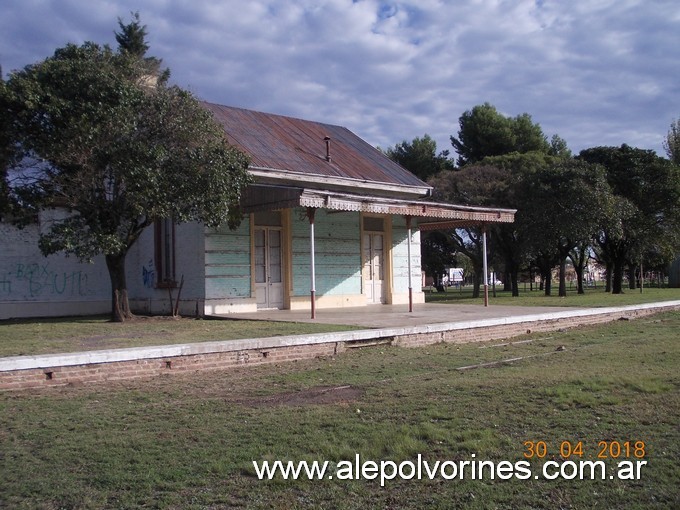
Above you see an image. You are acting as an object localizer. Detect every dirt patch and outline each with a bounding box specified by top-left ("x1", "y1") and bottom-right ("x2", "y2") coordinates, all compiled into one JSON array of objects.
[{"x1": 237, "y1": 385, "x2": 363, "y2": 407}]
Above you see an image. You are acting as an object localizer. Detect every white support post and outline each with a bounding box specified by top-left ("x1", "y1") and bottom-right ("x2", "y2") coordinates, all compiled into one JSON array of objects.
[
  {"x1": 406, "y1": 216, "x2": 413, "y2": 312},
  {"x1": 308, "y1": 208, "x2": 316, "y2": 319},
  {"x1": 482, "y1": 226, "x2": 489, "y2": 307}
]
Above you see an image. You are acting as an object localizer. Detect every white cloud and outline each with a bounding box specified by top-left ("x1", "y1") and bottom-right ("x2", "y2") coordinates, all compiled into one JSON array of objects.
[{"x1": 1, "y1": 0, "x2": 677, "y2": 157}]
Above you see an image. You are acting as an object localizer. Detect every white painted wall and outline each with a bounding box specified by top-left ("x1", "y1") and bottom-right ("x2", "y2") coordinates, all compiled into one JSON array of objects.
[
  {"x1": 1, "y1": 214, "x2": 208, "y2": 319},
  {"x1": 0, "y1": 212, "x2": 110, "y2": 319},
  {"x1": 1, "y1": 209, "x2": 429, "y2": 320},
  {"x1": 126, "y1": 221, "x2": 206, "y2": 316}
]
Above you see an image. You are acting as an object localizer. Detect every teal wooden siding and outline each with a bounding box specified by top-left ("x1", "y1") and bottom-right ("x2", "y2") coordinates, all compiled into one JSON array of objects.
[
  {"x1": 292, "y1": 209, "x2": 361, "y2": 296},
  {"x1": 391, "y1": 215, "x2": 421, "y2": 293},
  {"x1": 204, "y1": 220, "x2": 251, "y2": 299}
]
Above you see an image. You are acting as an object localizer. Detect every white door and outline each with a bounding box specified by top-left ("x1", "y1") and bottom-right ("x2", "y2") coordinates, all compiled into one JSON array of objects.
[
  {"x1": 255, "y1": 228, "x2": 283, "y2": 309},
  {"x1": 363, "y1": 232, "x2": 385, "y2": 304}
]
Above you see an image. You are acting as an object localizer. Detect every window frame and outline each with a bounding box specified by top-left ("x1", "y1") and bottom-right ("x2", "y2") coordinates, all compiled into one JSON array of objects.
[{"x1": 154, "y1": 217, "x2": 177, "y2": 288}]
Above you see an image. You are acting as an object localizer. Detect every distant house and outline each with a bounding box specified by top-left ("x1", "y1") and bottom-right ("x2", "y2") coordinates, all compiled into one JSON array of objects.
[{"x1": 0, "y1": 103, "x2": 515, "y2": 319}]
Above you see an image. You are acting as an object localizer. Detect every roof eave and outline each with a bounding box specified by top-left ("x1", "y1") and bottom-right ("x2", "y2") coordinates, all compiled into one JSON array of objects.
[
  {"x1": 249, "y1": 166, "x2": 432, "y2": 200},
  {"x1": 240, "y1": 185, "x2": 516, "y2": 228}
]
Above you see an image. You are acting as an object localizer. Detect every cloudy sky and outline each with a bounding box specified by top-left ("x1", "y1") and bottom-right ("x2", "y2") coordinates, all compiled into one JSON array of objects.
[{"x1": 1, "y1": 0, "x2": 678, "y2": 159}]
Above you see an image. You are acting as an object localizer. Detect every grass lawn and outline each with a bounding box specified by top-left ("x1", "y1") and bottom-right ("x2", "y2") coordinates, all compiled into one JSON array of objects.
[
  {"x1": 0, "y1": 316, "x2": 359, "y2": 358},
  {"x1": 425, "y1": 285, "x2": 680, "y2": 308},
  {"x1": 2, "y1": 288, "x2": 678, "y2": 359},
  {"x1": 1, "y1": 310, "x2": 678, "y2": 509}
]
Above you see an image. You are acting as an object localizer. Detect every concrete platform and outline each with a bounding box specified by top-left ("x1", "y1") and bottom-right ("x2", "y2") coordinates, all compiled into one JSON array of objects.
[
  {"x1": 222, "y1": 302, "x2": 581, "y2": 329},
  {"x1": 1, "y1": 301, "x2": 679, "y2": 390}
]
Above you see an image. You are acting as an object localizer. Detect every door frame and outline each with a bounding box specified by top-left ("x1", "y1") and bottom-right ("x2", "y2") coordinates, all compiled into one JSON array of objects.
[
  {"x1": 250, "y1": 211, "x2": 291, "y2": 310},
  {"x1": 254, "y1": 226, "x2": 283, "y2": 309},
  {"x1": 360, "y1": 213, "x2": 392, "y2": 304}
]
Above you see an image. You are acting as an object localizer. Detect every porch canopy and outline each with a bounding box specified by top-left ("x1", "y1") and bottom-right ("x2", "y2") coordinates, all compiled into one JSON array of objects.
[
  {"x1": 242, "y1": 184, "x2": 516, "y2": 314},
  {"x1": 241, "y1": 184, "x2": 515, "y2": 226}
]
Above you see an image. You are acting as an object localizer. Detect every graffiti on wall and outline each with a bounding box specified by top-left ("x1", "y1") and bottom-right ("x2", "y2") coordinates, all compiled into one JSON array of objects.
[
  {"x1": 0, "y1": 262, "x2": 90, "y2": 298},
  {"x1": 142, "y1": 259, "x2": 156, "y2": 288}
]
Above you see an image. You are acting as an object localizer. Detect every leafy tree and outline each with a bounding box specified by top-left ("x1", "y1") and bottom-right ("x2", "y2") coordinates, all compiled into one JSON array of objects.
[
  {"x1": 578, "y1": 145, "x2": 680, "y2": 294},
  {"x1": 450, "y1": 103, "x2": 514, "y2": 166},
  {"x1": 432, "y1": 151, "x2": 612, "y2": 298},
  {"x1": 548, "y1": 134, "x2": 572, "y2": 158},
  {"x1": 0, "y1": 69, "x2": 13, "y2": 219},
  {"x1": 590, "y1": 196, "x2": 635, "y2": 293},
  {"x1": 383, "y1": 134, "x2": 453, "y2": 180},
  {"x1": 512, "y1": 113, "x2": 550, "y2": 154},
  {"x1": 3, "y1": 28, "x2": 250, "y2": 320},
  {"x1": 450, "y1": 103, "x2": 551, "y2": 166},
  {"x1": 446, "y1": 228, "x2": 486, "y2": 296},
  {"x1": 420, "y1": 230, "x2": 457, "y2": 289},
  {"x1": 455, "y1": 252, "x2": 475, "y2": 286},
  {"x1": 429, "y1": 164, "x2": 513, "y2": 297},
  {"x1": 478, "y1": 152, "x2": 554, "y2": 296},
  {"x1": 114, "y1": 11, "x2": 169, "y2": 82},
  {"x1": 115, "y1": 12, "x2": 149, "y2": 57},
  {"x1": 516, "y1": 159, "x2": 612, "y2": 297},
  {"x1": 663, "y1": 118, "x2": 680, "y2": 164},
  {"x1": 436, "y1": 105, "x2": 568, "y2": 295}
]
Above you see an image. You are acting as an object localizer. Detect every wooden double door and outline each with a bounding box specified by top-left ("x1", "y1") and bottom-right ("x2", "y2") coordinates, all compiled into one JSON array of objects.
[
  {"x1": 362, "y1": 231, "x2": 385, "y2": 304},
  {"x1": 254, "y1": 227, "x2": 283, "y2": 309}
]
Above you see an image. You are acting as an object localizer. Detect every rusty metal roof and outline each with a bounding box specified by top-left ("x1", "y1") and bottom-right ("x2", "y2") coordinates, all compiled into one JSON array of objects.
[
  {"x1": 204, "y1": 103, "x2": 515, "y2": 228},
  {"x1": 202, "y1": 102, "x2": 430, "y2": 192}
]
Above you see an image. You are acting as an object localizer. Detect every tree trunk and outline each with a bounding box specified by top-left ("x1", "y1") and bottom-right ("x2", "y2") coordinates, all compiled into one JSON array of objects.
[
  {"x1": 574, "y1": 265, "x2": 584, "y2": 294},
  {"x1": 612, "y1": 259, "x2": 625, "y2": 294},
  {"x1": 605, "y1": 261, "x2": 613, "y2": 293},
  {"x1": 503, "y1": 269, "x2": 511, "y2": 292},
  {"x1": 503, "y1": 258, "x2": 519, "y2": 297},
  {"x1": 569, "y1": 246, "x2": 587, "y2": 295},
  {"x1": 628, "y1": 264, "x2": 637, "y2": 290},
  {"x1": 543, "y1": 269, "x2": 552, "y2": 296},
  {"x1": 511, "y1": 268, "x2": 519, "y2": 297},
  {"x1": 472, "y1": 271, "x2": 481, "y2": 299},
  {"x1": 106, "y1": 253, "x2": 133, "y2": 322},
  {"x1": 558, "y1": 257, "x2": 567, "y2": 297}
]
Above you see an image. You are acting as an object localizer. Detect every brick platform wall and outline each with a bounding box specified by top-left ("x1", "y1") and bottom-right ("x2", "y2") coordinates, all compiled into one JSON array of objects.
[
  {"x1": 0, "y1": 342, "x2": 343, "y2": 391},
  {"x1": 1, "y1": 304, "x2": 678, "y2": 391},
  {"x1": 393, "y1": 307, "x2": 669, "y2": 348}
]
